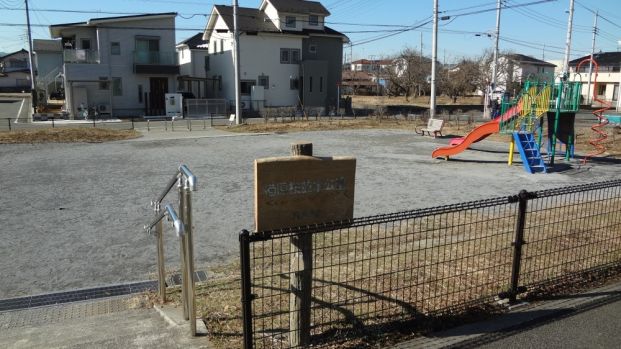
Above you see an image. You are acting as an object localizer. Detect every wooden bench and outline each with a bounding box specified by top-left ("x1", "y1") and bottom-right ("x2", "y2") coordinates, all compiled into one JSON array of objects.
[{"x1": 416, "y1": 118, "x2": 444, "y2": 137}]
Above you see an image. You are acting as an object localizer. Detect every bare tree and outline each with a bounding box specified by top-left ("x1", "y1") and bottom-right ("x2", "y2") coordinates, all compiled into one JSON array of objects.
[
  {"x1": 438, "y1": 58, "x2": 480, "y2": 103},
  {"x1": 385, "y1": 47, "x2": 432, "y2": 100}
]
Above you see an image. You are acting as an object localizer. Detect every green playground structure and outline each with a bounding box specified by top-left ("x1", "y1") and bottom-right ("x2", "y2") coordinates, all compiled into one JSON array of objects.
[{"x1": 497, "y1": 77, "x2": 582, "y2": 173}]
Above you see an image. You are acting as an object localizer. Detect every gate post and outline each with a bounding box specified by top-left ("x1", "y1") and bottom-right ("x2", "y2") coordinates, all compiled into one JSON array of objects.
[
  {"x1": 289, "y1": 142, "x2": 313, "y2": 347},
  {"x1": 240, "y1": 230, "x2": 254, "y2": 349}
]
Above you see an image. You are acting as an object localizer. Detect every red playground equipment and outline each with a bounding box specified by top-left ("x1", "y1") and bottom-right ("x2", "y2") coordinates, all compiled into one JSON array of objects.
[{"x1": 576, "y1": 58, "x2": 611, "y2": 163}]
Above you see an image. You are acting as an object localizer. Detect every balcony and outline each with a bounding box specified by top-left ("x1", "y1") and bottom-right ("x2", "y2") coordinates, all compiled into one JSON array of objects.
[
  {"x1": 133, "y1": 50, "x2": 179, "y2": 74},
  {"x1": 63, "y1": 49, "x2": 100, "y2": 64}
]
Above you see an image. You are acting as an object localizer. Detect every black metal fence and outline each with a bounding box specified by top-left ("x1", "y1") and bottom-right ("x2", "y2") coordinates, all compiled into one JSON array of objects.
[{"x1": 239, "y1": 180, "x2": 621, "y2": 348}]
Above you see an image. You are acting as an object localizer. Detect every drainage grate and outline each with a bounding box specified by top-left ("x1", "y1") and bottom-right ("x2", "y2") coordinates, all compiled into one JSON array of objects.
[{"x1": 0, "y1": 280, "x2": 156, "y2": 313}]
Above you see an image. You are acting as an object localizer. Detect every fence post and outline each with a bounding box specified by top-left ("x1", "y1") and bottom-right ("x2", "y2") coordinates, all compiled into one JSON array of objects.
[
  {"x1": 507, "y1": 189, "x2": 532, "y2": 303},
  {"x1": 240, "y1": 230, "x2": 254, "y2": 349},
  {"x1": 131, "y1": 117, "x2": 135, "y2": 130},
  {"x1": 51, "y1": 118, "x2": 55, "y2": 128},
  {"x1": 289, "y1": 142, "x2": 313, "y2": 347},
  {"x1": 8, "y1": 118, "x2": 12, "y2": 131}
]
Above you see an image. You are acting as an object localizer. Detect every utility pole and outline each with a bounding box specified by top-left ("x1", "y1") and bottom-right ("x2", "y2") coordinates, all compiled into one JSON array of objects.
[
  {"x1": 430, "y1": 0, "x2": 438, "y2": 118},
  {"x1": 491, "y1": 0, "x2": 502, "y2": 91},
  {"x1": 586, "y1": 11, "x2": 598, "y2": 105},
  {"x1": 233, "y1": 0, "x2": 242, "y2": 125},
  {"x1": 25, "y1": 0, "x2": 37, "y2": 113},
  {"x1": 562, "y1": 0, "x2": 575, "y2": 75}
]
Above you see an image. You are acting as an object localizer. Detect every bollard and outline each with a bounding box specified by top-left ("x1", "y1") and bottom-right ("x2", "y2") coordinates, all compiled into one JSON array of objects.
[
  {"x1": 51, "y1": 118, "x2": 55, "y2": 128},
  {"x1": 172, "y1": 120, "x2": 175, "y2": 132},
  {"x1": 7, "y1": 118, "x2": 11, "y2": 131},
  {"x1": 131, "y1": 117, "x2": 135, "y2": 130},
  {"x1": 148, "y1": 120, "x2": 150, "y2": 132}
]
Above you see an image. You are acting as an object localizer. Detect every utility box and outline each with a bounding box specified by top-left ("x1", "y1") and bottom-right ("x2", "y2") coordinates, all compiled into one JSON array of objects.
[{"x1": 165, "y1": 93, "x2": 183, "y2": 118}]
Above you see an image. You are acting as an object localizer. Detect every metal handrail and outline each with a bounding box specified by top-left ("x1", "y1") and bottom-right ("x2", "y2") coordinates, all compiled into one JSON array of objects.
[
  {"x1": 144, "y1": 203, "x2": 184, "y2": 237},
  {"x1": 145, "y1": 164, "x2": 198, "y2": 337},
  {"x1": 152, "y1": 165, "x2": 197, "y2": 209}
]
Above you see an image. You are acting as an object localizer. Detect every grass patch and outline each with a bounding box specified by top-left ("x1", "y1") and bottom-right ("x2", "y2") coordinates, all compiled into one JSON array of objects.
[{"x1": 0, "y1": 128, "x2": 140, "y2": 144}]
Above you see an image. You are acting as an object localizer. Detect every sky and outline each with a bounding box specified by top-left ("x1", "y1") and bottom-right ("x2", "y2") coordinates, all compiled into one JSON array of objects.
[{"x1": 0, "y1": 0, "x2": 620, "y2": 64}]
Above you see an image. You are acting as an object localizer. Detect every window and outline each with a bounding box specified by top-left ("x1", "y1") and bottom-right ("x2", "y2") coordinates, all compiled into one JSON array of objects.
[
  {"x1": 309, "y1": 15, "x2": 319, "y2": 26},
  {"x1": 98, "y1": 77, "x2": 109, "y2": 90},
  {"x1": 280, "y1": 49, "x2": 290, "y2": 64},
  {"x1": 258, "y1": 74, "x2": 269, "y2": 89},
  {"x1": 290, "y1": 77, "x2": 299, "y2": 90},
  {"x1": 319, "y1": 76, "x2": 323, "y2": 93},
  {"x1": 614, "y1": 84, "x2": 619, "y2": 101},
  {"x1": 291, "y1": 49, "x2": 300, "y2": 63},
  {"x1": 309, "y1": 76, "x2": 313, "y2": 93},
  {"x1": 613, "y1": 66, "x2": 621, "y2": 72},
  {"x1": 112, "y1": 77, "x2": 122, "y2": 96},
  {"x1": 218, "y1": 75, "x2": 222, "y2": 91},
  {"x1": 138, "y1": 84, "x2": 143, "y2": 103},
  {"x1": 81, "y1": 39, "x2": 91, "y2": 50},
  {"x1": 205, "y1": 56, "x2": 210, "y2": 72},
  {"x1": 597, "y1": 84, "x2": 606, "y2": 96},
  {"x1": 220, "y1": 39, "x2": 224, "y2": 53},
  {"x1": 240, "y1": 80, "x2": 255, "y2": 95},
  {"x1": 285, "y1": 16, "x2": 296, "y2": 28},
  {"x1": 308, "y1": 44, "x2": 317, "y2": 54},
  {"x1": 111, "y1": 42, "x2": 120, "y2": 55},
  {"x1": 280, "y1": 48, "x2": 301, "y2": 64}
]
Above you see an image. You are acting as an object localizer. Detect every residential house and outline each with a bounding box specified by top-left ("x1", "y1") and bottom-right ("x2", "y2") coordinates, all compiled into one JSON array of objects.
[
  {"x1": 177, "y1": 32, "x2": 213, "y2": 98},
  {"x1": 341, "y1": 70, "x2": 376, "y2": 95},
  {"x1": 0, "y1": 49, "x2": 31, "y2": 92},
  {"x1": 495, "y1": 54, "x2": 557, "y2": 95},
  {"x1": 202, "y1": 0, "x2": 349, "y2": 114},
  {"x1": 568, "y1": 52, "x2": 621, "y2": 110},
  {"x1": 36, "y1": 13, "x2": 179, "y2": 118}
]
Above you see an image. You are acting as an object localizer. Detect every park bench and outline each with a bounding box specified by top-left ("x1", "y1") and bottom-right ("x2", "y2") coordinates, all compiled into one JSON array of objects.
[{"x1": 416, "y1": 118, "x2": 444, "y2": 137}]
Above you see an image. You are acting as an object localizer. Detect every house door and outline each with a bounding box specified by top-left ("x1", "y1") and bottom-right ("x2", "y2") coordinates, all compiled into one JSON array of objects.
[{"x1": 149, "y1": 77, "x2": 168, "y2": 115}]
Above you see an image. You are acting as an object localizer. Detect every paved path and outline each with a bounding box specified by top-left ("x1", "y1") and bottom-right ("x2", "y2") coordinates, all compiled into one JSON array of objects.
[
  {"x1": 392, "y1": 281, "x2": 621, "y2": 349},
  {"x1": 0, "y1": 295, "x2": 210, "y2": 348},
  {"x1": 1, "y1": 128, "x2": 620, "y2": 298}
]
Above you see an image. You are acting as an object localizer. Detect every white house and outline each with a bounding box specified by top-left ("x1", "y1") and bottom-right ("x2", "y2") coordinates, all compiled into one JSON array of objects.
[
  {"x1": 568, "y1": 52, "x2": 621, "y2": 110},
  {"x1": 0, "y1": 49, "x2": 31, "y2": 92},
  {"x1": 177, "y1": 32, "x2": 212, "y2": 98},
  {"x1": 202, "y1": 0, "x2": 348, "y2": 114},
  {"x1": 495, "y1": 54, "x2": 557, "y2": 94},
  {"x1": 36, "y1": 13, "x2": 179, "y2": 118}
]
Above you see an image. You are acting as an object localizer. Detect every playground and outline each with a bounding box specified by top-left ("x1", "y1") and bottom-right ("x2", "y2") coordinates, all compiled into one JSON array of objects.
[
  {"x1": 431, "y1": 57, "x2": 619, "y2": 174},
  {"x1": 1, "y1": 120, "x2": 621, "y2": 299}
]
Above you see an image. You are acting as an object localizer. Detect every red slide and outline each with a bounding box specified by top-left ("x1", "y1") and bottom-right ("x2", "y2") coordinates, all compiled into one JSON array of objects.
[
  {"x1": 431, "y1": 104, "x2": 521, "y2": 159},
  {"x1": 431, "y1": 119, "x2": 500, "y2": 159}
]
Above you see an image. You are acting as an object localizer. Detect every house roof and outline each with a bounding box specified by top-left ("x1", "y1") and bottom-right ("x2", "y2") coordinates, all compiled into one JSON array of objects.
[
  {"x1": 208, "y1": 5, "x2": 347, "y2": 41},
  {"x1": 342, "y1": 70, "x2": 373, "y2": 80},
  {"x1": 49, "y1": 12, "x2": 177, "y2": 38},
  {"x1": 0, "y1": 49, "x2": 28, "y2": 61},
  {"x1": 213, "y1": 5, "x2": 279, "y2": 33},
  {"x1": 177, "y1": 32, "x2": 209, "y2": 49},
  {"x1": 506, "y1": 54, "x2": 556, "y2": 67},
  {"x1": 0, "y1": 49, "x2": 28, "y2": 60},
  {"x1": 569, "y1": 52, "x2": 621, "y2": 67},
  {"x1": 262, "y1": 0, "x2": 330, "y2": 15},
  {"x1": 351, "y1": 59, "x2": 394, "y2": 65}
]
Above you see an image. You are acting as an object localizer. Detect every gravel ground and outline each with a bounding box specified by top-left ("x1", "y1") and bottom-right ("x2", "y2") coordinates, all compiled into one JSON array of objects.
[{"x1": 1, "y1": 128, "x2": 620, "y2": 298}]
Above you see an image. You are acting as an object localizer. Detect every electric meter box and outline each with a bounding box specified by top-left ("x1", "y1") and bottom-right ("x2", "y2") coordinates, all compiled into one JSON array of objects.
[{"x1": 165, "y1": 93, "x2": 183, "y2": 118}]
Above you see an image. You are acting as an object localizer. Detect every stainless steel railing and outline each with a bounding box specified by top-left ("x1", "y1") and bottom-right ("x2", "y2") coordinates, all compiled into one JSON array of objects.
[{"x1": 145, "y1": 164, "x2": 198, "y2": 336}]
